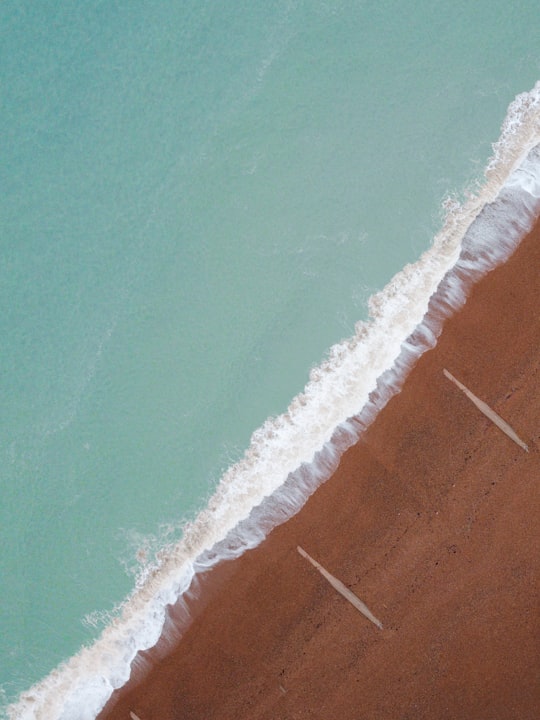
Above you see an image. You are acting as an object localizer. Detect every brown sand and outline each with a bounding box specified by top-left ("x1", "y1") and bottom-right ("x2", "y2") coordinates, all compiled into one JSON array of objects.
[{"x1": 100, "y1": 220, "x2": 540, "y2": 720}]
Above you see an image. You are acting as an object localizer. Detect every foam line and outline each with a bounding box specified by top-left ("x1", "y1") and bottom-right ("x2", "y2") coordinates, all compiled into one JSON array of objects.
[{"x1": 7, "y1": 82, "x2": 540, "y2": 720}]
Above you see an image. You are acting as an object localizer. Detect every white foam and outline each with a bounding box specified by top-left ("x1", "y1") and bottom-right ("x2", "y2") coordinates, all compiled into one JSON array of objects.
[{"x1": 7, "y1": 82, "x2": 540, "y2": 720}]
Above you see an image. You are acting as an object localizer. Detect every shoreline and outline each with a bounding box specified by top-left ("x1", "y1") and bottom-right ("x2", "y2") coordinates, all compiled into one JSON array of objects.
[
  {"x1": 99, "y1": 216, "x2": 539, "y2": 718},
  {"x1": 8, "y1": 120, "x2": 540, "y2": 718}
]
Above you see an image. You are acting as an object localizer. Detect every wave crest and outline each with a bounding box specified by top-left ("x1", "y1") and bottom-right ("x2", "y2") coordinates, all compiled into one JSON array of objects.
[{"x1": 8, "y1": 82, "x2": 540, "y2": 720}]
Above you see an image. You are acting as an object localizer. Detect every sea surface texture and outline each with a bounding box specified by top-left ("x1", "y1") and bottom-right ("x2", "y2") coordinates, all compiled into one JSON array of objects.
[{"x1": 1, "y1": 2, "x2": 539, "y2": 718}]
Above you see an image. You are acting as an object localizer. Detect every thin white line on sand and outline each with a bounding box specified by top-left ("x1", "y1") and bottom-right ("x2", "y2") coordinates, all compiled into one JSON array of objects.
[
  {"x1": 297, "y1": 546, "x2": 383, "y2": 629},
  {"x1": 443, "y1": 369, "x2": 529, "y2": 452}
]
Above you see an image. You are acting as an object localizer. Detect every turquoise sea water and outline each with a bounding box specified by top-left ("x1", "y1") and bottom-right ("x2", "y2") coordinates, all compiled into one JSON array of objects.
[{"x1": 1, "y1": 1, "x2": 539, "y2": 715}]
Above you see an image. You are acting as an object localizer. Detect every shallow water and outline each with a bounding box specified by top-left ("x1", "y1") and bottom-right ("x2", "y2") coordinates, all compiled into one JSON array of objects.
[{"x1": 1, "y1": 1, "x2": 539, "y2": 715}]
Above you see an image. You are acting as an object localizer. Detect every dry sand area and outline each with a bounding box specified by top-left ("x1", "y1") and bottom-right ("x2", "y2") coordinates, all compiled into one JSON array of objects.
[{"x1": 100, "y1": 219, "x2": 539, "y2": 720}]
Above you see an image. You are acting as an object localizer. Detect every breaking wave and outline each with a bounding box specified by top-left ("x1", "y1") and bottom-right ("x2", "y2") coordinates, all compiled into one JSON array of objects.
[{"x1": 7, "y1": 82, "x2": 540, "y2": 720}]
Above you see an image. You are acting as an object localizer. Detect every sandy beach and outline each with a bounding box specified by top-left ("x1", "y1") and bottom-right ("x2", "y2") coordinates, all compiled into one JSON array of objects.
[{"x1": 99, "y1": 218, "x2": 539, "y2": 720}]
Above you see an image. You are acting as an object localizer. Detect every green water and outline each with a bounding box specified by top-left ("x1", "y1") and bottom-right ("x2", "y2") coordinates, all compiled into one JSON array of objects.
[{"x1": 1, "y1": 0, "x2": 539, "y2": 707}]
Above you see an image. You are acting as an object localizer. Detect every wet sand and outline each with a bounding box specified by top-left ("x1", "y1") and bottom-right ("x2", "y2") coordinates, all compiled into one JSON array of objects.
[{"x1": 99, "y1": 218, "x2": 539, "y2": 720}]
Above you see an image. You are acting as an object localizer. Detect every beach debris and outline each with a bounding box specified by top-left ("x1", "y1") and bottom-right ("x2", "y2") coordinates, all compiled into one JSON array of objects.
[
  {"x1": 443, "y1": 369, "x2": 529, "y2": 452},
  {"x1": 130, "y1": 712, "x2": 142, "y2": 720},
  {"x1": 297, "y1": 546, "x2": 383, "y2": 629}
]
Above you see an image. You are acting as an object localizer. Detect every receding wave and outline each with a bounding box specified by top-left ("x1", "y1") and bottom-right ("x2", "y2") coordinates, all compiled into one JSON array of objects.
[{"x1": 7, "y1": 82, "x2": 540, "y2": 720}]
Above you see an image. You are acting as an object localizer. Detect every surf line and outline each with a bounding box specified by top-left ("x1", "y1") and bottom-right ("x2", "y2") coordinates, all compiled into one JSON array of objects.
[{"x1": 297, "y1": 546, "x2": 383, "y2": 629}]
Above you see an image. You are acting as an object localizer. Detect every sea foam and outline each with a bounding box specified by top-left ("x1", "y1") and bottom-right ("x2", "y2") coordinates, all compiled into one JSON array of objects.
[{"x1": 7, "y1": 82, "x2": 540, "y2": 720}]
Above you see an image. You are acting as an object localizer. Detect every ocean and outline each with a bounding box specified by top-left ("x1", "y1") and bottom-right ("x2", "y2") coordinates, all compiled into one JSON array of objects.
[{"x1": 1, "y1": 1, "x2": 539, "y2": 717}]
